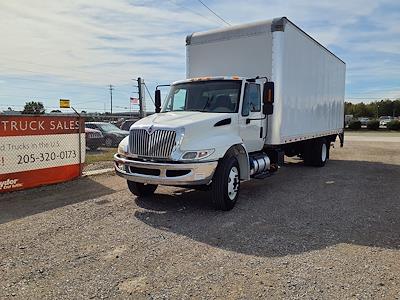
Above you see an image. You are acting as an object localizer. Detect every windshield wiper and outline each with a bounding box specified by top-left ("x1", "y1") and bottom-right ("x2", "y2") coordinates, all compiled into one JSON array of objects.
[{"x1": 202, "y1": 95, "x2": 214, "y2": 111}]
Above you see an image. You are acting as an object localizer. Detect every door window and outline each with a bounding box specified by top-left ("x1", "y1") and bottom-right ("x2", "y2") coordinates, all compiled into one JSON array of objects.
[{"x1": 242, "y1": 83, "x2": 261, "y2": 116}]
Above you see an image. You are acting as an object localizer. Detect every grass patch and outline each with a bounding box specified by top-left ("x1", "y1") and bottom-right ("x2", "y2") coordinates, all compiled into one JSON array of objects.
[{"x1": 85, "y1": 148, "x2": 117, "y2": 164}]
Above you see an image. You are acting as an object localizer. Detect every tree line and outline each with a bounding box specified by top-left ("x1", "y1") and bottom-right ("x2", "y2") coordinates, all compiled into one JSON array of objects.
[
  {"x1": 345, "y1": 99, "x2": 400, "y2": 118},
  {"x1": 18, "y1": 99, "x2": 400, "y2": 118}
]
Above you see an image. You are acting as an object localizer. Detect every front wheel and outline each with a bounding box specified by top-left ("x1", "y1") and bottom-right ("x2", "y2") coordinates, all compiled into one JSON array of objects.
[
  {"x1": 211, "y1": 156, "x2": 240, "y2": 211},
  {"x1": 127, "y1": 181, "x2": 157, "y2": 197}
]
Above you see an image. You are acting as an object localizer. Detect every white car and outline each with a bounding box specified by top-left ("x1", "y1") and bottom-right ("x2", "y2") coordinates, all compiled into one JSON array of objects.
[
  {"x1": 358, "y1": 117, "x2": 369, "y2": 126},
  {"x1": 379, "y1": 116, "x2": 393, "y2": 126}
]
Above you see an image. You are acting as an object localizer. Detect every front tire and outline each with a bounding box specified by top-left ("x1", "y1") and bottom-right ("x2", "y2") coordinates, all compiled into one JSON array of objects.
[
  {"x1": 211, "y1": 156, "x2": 240, "y2": 211},
  {"x1": 127, "y1": 181, "x2": 157, "y2": 197}
]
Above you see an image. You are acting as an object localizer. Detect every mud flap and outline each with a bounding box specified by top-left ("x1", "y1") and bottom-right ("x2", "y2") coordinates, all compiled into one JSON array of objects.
[{"x1": 339, "y1": 132, "x2": 344, "y2": 147}]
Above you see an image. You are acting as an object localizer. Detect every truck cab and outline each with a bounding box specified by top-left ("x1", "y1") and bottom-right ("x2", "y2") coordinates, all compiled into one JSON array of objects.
[{"x1": 115, "y1": 76, "x2": 275, "y2": 210}]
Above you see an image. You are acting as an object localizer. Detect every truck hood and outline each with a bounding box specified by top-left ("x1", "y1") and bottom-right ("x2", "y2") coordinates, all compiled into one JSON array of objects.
[
  {"x1": 133, "y1": 111, "x2": 232, "y2": 129},
  {"x1": 126, "y1": 111, "x2": 242, "y2": 159}
]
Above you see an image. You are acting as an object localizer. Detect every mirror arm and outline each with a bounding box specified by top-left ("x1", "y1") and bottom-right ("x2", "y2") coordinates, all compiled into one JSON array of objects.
[
  {"x1": 154, "y1": 84, "x2": 171, "y2": 113},
  {"x1": 156, "y1": 84, "x2": 171, "y2": 89}
]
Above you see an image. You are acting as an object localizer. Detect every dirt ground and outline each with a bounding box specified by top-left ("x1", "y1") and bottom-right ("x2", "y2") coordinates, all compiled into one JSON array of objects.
[{"x1": 1, "y1": 137, "x2": 399, "y2": 299}]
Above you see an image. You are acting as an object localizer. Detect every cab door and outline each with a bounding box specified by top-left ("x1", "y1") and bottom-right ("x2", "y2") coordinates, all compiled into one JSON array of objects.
[{"x1": 239, "y1": 82, "x2": 264, "y2": 152}]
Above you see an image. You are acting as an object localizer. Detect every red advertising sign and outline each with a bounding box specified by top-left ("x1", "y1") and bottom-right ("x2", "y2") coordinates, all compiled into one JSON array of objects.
[{"x1": 0, "y1": 115, "x2": 85, "y2": 192}]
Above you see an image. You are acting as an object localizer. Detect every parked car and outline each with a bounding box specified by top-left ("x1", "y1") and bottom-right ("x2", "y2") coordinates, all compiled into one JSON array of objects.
[
  {"x1": 86, "y1": 122, "x2": 129, "y2": 147},
  {"x1": 358, "y1": 117, "x2": 370, "y2": 126},
  {"x1": 345, "y1": 115, "x2": 354, "y2": 127},
  {"x1": 379, "y1": 116, "x2": 394, "y2": 127},
  {"x1": 120, "y1": 119, "x2": 139, "y2": 131},
  {"x1": 85, "y1": 128, "x2": 104, "y2": 151}
]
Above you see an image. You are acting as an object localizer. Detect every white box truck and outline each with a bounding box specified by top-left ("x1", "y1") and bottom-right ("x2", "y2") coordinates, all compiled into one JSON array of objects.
[{"x1": 115, "y1": 17, "x2": 346, "y2": 210}]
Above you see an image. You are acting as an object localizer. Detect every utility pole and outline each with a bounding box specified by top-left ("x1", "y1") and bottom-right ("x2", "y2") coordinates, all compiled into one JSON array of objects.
[
  {"x1": 109, "y1": 84, "x2": 114, "y2": 115},
  {"x1": 376, "y1": 104, "x2": 379, "y2": 119},
  {"x1": 137, "y1": 77, "x2": 144, "y2": 118}
]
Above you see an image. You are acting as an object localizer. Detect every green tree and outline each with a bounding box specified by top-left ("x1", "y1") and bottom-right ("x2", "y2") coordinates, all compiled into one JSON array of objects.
[
  {"x1": 377, "y1": 99, "x2": 394, "y2": 117},
  {"x1": 345, "y1": 99, "x2": 400, "y2": 118},
  {"x1": 344, "y1": 102, "x2": 354, "y2": 115},
  {"x1": 393, "y1": 99, "x2": 400, "y2": 117},
  {"x1": 22, "y1": 101, "x2": 45, "y2": 114}
]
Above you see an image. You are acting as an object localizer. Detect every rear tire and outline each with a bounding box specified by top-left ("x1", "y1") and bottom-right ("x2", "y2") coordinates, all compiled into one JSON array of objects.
[
  {"x1": 127, "y1": 181, "x2": 157, "y2": 197},
  {"x1": 304, "y1": 138, "x2": 329, "y2": 167},
  {"x1": 211, "y1": 156, "x2": 240, "y2": 211}
]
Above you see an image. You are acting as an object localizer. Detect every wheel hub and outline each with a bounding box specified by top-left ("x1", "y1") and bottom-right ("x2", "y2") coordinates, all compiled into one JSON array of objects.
[
  {"x1": 321, "y1": 143, "x2": 327, "y2": 162},
  {"x1": 227, "y1": 166, "x2": 239, "y2": 200}
]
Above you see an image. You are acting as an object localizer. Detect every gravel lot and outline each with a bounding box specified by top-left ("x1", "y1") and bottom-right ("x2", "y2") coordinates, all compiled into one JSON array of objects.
[{"x1": 1, "y1": 137, "x2": 399, "y2": 299}]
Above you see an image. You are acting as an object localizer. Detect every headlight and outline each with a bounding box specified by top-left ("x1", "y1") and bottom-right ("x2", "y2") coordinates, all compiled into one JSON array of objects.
[
  {"x1": 117, "y1": 136, "x2": 129, "y2": 156},
  {"x1": 181, "y1": 149, "x2": 214, "y2": 160}
]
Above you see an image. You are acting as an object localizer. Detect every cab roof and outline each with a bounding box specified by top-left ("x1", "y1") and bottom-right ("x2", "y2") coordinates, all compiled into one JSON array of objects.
[{"x1": 172, "y1": 76, "x2": 244, "y2": 85}]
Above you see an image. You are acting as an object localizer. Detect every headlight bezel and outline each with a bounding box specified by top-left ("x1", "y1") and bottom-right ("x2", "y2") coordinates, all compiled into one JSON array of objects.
[
  {"x1": 117, "y1": 136, "x2": 129, "y2": 156},
  {"x1": 180, "y1": 149, "x2": 215, "y2": 161}
]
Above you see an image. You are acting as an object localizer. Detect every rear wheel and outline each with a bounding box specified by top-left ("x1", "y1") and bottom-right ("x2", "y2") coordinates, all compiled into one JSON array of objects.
[
  {"x1": 304, "y1": 138, "x2": 329, "y2": 167},
  {"x1": 127, "y1": 181, "x2": 157, "y2": 197},
  {"x1": 211, "y1": 156, "x2": 240, "y2": 211}
]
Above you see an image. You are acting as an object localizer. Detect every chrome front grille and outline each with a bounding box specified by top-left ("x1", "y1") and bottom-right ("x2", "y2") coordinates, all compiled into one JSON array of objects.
[{"x1": 129, "y1": 129, "x2": 177, "y2": 158}]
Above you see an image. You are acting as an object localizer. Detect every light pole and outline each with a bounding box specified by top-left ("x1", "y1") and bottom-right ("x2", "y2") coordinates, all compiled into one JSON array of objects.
[
  {"x1": 376, "y1": 104, "x2": 379, "y2": 119},
  {"x1": 109, "y1": 84, "x2": 114, "y2": 115}
]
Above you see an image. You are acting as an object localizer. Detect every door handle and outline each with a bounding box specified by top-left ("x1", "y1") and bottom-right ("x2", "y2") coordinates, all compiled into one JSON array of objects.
[{"x1": 246, "y1": 118, "x2": 251, "y2": 124}]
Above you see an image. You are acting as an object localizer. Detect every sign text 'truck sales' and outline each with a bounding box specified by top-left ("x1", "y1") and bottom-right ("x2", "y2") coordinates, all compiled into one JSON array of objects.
[{"x1": 0, "y1": 115, "x2": 85, "y2": 192}]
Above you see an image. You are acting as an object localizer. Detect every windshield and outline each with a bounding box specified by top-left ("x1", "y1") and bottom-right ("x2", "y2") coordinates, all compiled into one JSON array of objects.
[
  {"x1": 163, "y1": 80, "x2": 241, "y2": 113},
  {"x1": 97, "y1": 123, "x2": 120, "y2": 132}
]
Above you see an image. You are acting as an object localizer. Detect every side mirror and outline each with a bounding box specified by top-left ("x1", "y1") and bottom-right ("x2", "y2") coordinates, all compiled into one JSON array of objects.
[
  {"x1": 263, "y1": 82, "x2": 274, "y2": 115},
  {"x1": 155, "y1": 89, "x2": 161, "y2": 113}
]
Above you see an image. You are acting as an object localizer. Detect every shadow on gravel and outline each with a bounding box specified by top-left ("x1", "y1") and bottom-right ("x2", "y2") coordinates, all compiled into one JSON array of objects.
[
  {"x1": 0, "y1": 177, "x2": 115, "y2": 224},
  {"x1": 134, "y1": 159, "x2": 400, "y2": 257}
]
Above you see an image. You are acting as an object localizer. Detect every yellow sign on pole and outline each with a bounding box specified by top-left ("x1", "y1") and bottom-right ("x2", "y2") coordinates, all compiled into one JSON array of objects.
[{"x1": 59, "y1": 99, "x2": 71, "y2": 108}]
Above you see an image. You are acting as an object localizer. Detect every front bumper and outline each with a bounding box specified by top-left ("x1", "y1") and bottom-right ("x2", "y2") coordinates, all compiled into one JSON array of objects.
[{"x1": 114, "y1": 154, "x2": 218, "y2": 186}]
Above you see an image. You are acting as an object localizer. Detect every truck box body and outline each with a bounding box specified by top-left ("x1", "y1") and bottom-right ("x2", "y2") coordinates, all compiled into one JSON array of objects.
[{"x1": 186, "y1": 17, "x2": 346, "y2": 145}]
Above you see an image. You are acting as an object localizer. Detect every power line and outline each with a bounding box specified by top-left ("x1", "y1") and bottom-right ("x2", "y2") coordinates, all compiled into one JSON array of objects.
[
  {"x1": 0, "y1": 85, "x2": 109, "y2": 97},
  {"x1": 144, "y1": 82, "x2": 155, "y2": 105},
  {"x1": 166, "y1": 0, "x2": 224, "y2": 26},
  {"x1": 2, "y1": 66, "x2": 102, "y2": 81},
  {"x1": 0, "y1": 59, "x2": 105, "y2": 77},
  {"x1": 0, "y1": 75, "x2": 85, "y2": 86},
  {"x1": 197, "y1": 0, "x2": 231, "y2": 26}
]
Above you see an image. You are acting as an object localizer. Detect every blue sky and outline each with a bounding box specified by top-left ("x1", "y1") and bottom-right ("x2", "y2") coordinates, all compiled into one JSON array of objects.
[{"x1": 0, "y1": 0, "x2": 399, "y2": 113}]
